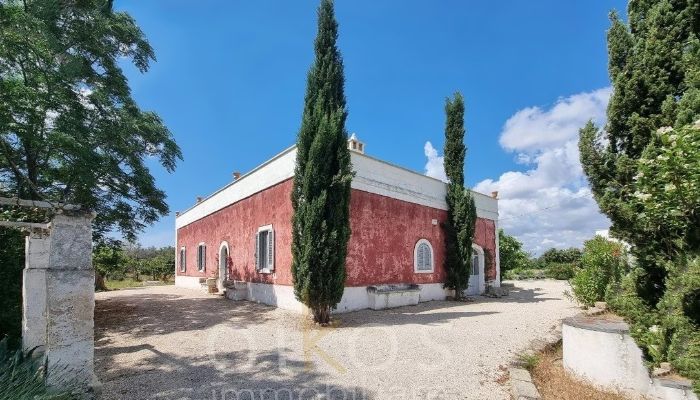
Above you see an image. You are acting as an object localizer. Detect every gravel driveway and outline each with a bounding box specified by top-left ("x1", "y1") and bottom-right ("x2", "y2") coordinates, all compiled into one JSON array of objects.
[{"x1": 94, "y1": 280, "x2": 578, "y2": 400}]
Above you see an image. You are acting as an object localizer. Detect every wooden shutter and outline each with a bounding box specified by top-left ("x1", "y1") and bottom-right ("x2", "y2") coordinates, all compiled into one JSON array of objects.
[
  {"x1": 203, "y1": 245, "x2": 206, "y2": 271},
  {"x1": 255, "y1": 232, "x2": 260, "y2": 270},
  {"x1": 267, "y1": 229, "x2": 274, "y2": 270},
  {"x1": 417, "y1": 244, "x2": 424, "y2": 270},
  {"x1": 425, "y1": 245, "x2": 431, "y2": 269}
]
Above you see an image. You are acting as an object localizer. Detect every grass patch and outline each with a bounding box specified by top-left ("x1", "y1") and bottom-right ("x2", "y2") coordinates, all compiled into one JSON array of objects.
[
  {"x1": 104, "y1": 278, "x2": 144, "y2": 290},
  {"x1": 530, "y1": 341, "x2": 631, "y2": 400},
  {"x1": 516, "y1": 352, "x2": 539, "y2": 371}
]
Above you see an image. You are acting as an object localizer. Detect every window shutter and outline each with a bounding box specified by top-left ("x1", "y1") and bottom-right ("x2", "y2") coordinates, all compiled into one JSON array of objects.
[
  {"x1": 417, "y1": 245, "x2": 424, "y2": 270},
  {"x1": 267, "y1": 229, "x2": 274, "y2": 270},
  {"x1": 255, "y1": 232, "x2": 260, "y2": 270},
  {"x1": 203, "y1": 245, "x2": 206, "y2": 271}
]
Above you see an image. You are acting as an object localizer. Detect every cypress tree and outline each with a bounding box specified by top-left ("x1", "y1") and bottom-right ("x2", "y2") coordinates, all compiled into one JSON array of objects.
[
  {"x1": 580, "y1": 1, "x2": 699, "y2": 304},
  {"x1": 442, "y1": 93, "x2": 477, "y2": 299},
  {"x1": 291, "y1": 0, "x2": 353, "y2": 324},
  {"x1": 579, "y1": 1, "x2": 700, "y2": 390}
]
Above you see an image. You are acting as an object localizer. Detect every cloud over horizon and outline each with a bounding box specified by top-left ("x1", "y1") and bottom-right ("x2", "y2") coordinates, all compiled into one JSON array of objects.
[{"x1": 425, "y1": 87, "x2": 612, "y2": 255}]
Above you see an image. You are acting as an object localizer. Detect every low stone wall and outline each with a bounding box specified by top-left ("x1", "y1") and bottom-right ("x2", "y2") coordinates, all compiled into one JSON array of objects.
[{"x1": 562, "y1": 315, "x2": 697, "y2": 400}]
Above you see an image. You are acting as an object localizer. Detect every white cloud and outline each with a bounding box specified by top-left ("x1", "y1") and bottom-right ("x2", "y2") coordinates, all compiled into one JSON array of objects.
[
  {"x1": 499, "y1": 87, "x2": 611, "y2": 152},
  {"x1": 421, "y1": 88, "x2": 612, "y2": 255},
  {"x1": 423, "y1": 141, "x2": 448, "y2": 182},
  {"x1": 473, "y1": 87, "x2": 612, "y2": 255}
]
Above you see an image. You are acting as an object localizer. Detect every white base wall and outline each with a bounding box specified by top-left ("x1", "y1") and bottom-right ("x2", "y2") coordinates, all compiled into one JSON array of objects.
[
  {"x1": 563, "y1": 319, "x2": 698, "y2": 400},
  {"x1": 175, "y1": 275, "x2": 203, "y2": 290},
  {"x1": 220, "y1": 282, "x2": 453, "y2": 314}
]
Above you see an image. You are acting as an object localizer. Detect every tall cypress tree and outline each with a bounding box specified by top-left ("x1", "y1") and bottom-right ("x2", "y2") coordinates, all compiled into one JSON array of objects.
[
  {"x1": 291, "y1": 0, "x2": 352, "y2": 324},
  {"x1": 579, "y1": 1, "x2": 700, "y2": 390},
  {"x1": 442, "y1": 93, "x2": 477, "y2": 299}
]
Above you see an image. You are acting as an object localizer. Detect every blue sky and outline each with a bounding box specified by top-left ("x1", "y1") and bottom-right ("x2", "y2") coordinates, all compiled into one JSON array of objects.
[{"x1": 115, "y1": 1, "x2": 626, "y2": 254}]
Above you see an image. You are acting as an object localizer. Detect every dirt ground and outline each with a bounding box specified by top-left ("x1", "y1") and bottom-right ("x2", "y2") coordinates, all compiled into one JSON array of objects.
[{"x1": 94, "y1": 280, "x2": 579, "y2": 400}]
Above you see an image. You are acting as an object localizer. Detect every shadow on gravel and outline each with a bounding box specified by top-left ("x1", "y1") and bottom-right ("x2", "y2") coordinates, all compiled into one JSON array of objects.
[
  {"x1": 95, "y1": 293, "x2": 275, "y2": 340},
  {"x1": 490, "y1": 284, "x2": 562, "y2": 304},
  {"x1": 96, "y1": 343, "x2": 371, "y2": 400},
  {"x1": 335, "y1": 301, "x2": 499, "y2": 328}
]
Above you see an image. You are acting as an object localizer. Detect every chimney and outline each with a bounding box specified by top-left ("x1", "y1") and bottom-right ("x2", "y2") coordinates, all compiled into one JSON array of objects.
[
  {"x1": 347, "y1": 133, "x2": 365, "y2": 154},
  {"x1": 196, "y1": 196, "x2": 203, "y2": 204},
  {"x1": 233, "y1": 171, "x2": 241, "y2": 180},
  {"x1": 491, "y1": 191, "x2": 499, "y2": 199},
  {"x1": 175, "y1": 211, "x2": 180, "y2": 217}
]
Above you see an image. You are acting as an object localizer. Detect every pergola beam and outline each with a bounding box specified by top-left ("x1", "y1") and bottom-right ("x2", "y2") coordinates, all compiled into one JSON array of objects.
[
  {"x1": 0, "y1": 197, "x2": 81, "y2": 211},
  {"x1": 0, "y1": 220, "x2": 51, "y2": 230}
]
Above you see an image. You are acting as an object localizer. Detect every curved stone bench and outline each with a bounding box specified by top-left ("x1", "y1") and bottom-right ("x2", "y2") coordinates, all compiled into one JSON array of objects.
[{"x1": 562, "y1": 315, "x2": 697, "y2": 400}]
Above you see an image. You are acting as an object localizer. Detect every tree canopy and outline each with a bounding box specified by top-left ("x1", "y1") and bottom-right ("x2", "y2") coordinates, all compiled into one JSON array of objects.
[
  {"x1": 578, "y1": 0, "x2": 699, "y2": 390},
  {"x1": 0, "y1": 0, "x2": 181, "y2": 241}
]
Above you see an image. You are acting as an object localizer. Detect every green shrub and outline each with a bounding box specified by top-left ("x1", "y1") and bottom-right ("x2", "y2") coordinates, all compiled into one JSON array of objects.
[
  {"x1": 570, "y1": 236, "x2": 628, "y2": 306},
  {"x1": 0, "y1": 227, "x2": 24, "y2": 349},
  {"x1": 0, "y1": 338, "x2": 76, "y2": 399},
  {"x1": 504, "y1": 268, "x2": 546, "y2": 280},
  {"x1": 498, "y1": 230, "x2": 533, "y2": 280},
  {"x1": 545, "y1": 262, "x2": 578, "y2": 280},
  {"x1": 516, "y1": 352, "x2": 539, "y2": 371}
]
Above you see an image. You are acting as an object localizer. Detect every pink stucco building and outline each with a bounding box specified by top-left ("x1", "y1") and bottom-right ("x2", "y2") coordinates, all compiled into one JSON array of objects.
[{"x1": 175, "y1": 136, "x2": 500, "y2": 312}]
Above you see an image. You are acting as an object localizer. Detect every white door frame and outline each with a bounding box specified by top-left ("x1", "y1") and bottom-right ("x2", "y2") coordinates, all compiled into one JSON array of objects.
[
  {"x1": 468, "y1": 243, "x2": 486, "y2": 295},
  {"x1": 218, "y1": 241, "x2": 229, "y2": 291}
]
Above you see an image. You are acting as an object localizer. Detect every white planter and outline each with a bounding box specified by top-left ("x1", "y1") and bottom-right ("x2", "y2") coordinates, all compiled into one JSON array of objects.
[{"x1": 562, "y1": 315, "x2": 697, "y2": 400}]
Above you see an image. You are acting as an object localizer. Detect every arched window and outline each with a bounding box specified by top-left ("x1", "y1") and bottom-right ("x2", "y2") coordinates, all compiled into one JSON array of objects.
[{"x1": 414, "y1": 239, "x2": 434, "y2": 273}]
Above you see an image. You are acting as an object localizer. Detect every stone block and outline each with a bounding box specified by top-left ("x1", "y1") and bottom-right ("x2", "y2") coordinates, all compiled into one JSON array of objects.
[
  {"x1": 367, "y1": 284, "x2": 420, "y2": 310},
  {"x1": 509, "y1": 367, "x2": 533, "y2": 382},
  {"x1": 47, "y1": 214, "x2": 93, "y2": 270},
  {"x1": 511, "y1": 379, "x2": 541, "y2": 399}
]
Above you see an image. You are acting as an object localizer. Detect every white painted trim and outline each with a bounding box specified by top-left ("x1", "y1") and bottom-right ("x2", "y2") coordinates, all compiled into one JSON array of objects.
[
  {"x1": 221, "y1": 282, "x2": 452, "y2": 314},
  {"x1": 197, "y1": 242, "x2": 206, "y2": 272},
  {"x1": 179, "y1": 246, "x2": 186, "y2": 273},
  {"x1": 469, "y1": 244, "x2": 486, "y2": 295},
  {"x1": 413, "y1": 239, "x2": 434, "y2": 273},
  {"x1": 176, "y1": 147, "x2": 296, "y2": 229},
  {"x1": 175, "y1": 275, "x2": 202, "y2": 290},
  {"x1": 257, "y1": 224, "x2": 273, "y2": 233},
  {"x1": 493, "y1": 221, "x2": 501, "y2": 286},
  {"x1": 255, "y1": 224, "x2": 274, "y2": 274},
  {"x1": 217, "y1": 242, "x2": 229, "y2": 290},
  {"x1": 175, "y1": 145, "x2": 499, "y2": 230}
]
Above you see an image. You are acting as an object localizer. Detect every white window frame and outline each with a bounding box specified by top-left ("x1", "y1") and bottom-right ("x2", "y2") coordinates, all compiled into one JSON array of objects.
[
  {"x1": 255, "y1": 224, "x2": 275, "y2": 274},
  {"x1": 413, "y1": 239, "x2": 434, "y2": 273},
  {"x1": 179, "y1": 247, "x2": 186, "y2": 273},
  {"x1": 197, "y1": 242, "x2": 206, "y2": 272}
]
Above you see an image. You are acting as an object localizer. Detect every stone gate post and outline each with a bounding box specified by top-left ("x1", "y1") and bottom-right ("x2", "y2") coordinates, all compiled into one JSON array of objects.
[{"x1": 22, "y1": 212, "x2": 100, "y2": 394}]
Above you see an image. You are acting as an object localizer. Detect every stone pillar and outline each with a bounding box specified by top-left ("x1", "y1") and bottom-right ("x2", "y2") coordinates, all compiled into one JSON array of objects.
[
  {"x1": 22, "y1": 212, "x2": 100, "y2": 395},
  {"x1": 22, "y1": 230, "x2": 51, "y2": 353}
]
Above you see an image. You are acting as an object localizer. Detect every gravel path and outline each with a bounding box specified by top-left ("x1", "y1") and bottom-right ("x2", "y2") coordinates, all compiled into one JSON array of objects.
[{"x1": 95, "y1": 280, "x2": 579, "y2": 400}]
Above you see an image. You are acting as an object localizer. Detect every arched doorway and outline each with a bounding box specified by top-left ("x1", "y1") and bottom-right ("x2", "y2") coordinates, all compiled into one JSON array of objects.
[
  {"x1": 467, "y1": 244, "x2": 485, "y2": 296},
  {"x1": 218, "y1": 242, "x2": 229, "y2": 292}
]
